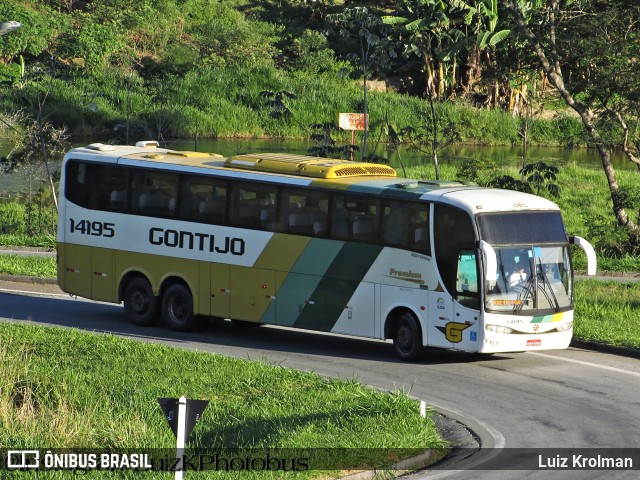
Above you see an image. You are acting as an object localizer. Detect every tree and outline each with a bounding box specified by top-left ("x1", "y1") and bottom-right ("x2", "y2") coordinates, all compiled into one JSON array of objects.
[
  {"x1": 501, "y1": 0, "x2": 640, "y2": 242},
  {"x1": 326, "y1": 7, "x2": 395, "y2": 160},
  {"x1": 307, "y1": 122, "x2": 358, "y2": 159},
  {"x1": 2, "y1": 109, "x2": 69, "y2": 209},
  {"x1": 384, "y1": 0, "x2": 510, "y2": 101},
  {"x1": 399, "y1": 103, "x2": 461, "y2": 180},
  {"x1": 484, "y1": 162, "x2": 558, "y2": 198}
]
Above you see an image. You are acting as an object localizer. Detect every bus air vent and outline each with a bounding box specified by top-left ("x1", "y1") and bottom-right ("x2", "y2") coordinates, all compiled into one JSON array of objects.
[
  {"x1": 166, "y1": 151, "x2": 221, "y2": 158},
  {"x1": 135, "y1": 140, "x2": 159, "y2": 148},
  {"x1": 86, "y1": 143, "x2": 115, "y2": 152},
  {"x1": 225, "y1": 153, "x2": 397, "y2": 179}
]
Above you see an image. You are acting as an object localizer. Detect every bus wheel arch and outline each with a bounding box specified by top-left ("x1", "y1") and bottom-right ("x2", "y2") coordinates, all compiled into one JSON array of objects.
[
  {"x1": 122, "y1": 274, "x2": 160, "y2": 326},
  {"x1": 160, "y1": 278, "x2": 198, "y2": 332},
  {"x1": 385, "y1": 308, "x2": 425, "y2": 361}
]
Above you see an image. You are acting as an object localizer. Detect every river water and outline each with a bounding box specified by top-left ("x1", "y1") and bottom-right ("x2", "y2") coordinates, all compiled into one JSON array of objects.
[{"x1": 0, "y1": 137, "x2": 634, "y2": 195}]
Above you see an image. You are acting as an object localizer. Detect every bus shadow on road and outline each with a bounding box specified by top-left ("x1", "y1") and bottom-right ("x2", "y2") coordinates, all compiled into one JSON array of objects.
[{"x1": 1, "y1": 292, "x2": 513, "y2": 366}]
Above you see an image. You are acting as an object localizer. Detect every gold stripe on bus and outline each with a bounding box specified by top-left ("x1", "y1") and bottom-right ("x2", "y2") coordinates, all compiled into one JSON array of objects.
[{"x1": 254, "y1": 234, "x2": 311, "y2": 272}]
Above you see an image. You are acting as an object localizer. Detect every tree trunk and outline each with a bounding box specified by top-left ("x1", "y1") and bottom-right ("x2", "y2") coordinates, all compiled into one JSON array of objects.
[
  {"x1": 503, "y1": 0, "x2": 638, "y2": 238},
  {"x1": 451, "y1": 55, "x2": 457, "y2": 92},
  {"x1": 438, "y1": 62, "x2": 445, "y2": 100},
  {"x1": 423, "y1": 53, "x2": 435, "y2": 98},
  {"x1": 361, "y1": 38, "x2": 369, "y2": 161},
  {"x1": 614, "y1": 111, "x2": 640, "y2": 172},
  {"x1": 428, "y1": 95, "x2": 440, "y2": 180},
  {"x1": 463, "y1": 44, "x2": 481, "y2": 97}
]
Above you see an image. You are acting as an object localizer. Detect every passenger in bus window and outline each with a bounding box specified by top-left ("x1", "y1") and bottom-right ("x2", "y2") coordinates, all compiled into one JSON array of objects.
[
  {"x1": 331, "y1": 199, "x2": 351, "y2": 239},
  {"x1": 509, "y1": 262, "x2": 528, "y2": 286}
]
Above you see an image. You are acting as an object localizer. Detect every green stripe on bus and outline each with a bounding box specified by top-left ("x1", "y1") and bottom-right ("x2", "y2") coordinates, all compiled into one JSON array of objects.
[
  {"x1": 263, "y1": 238, "x2": 344, "y2": 327},
  {"x1": 293, "y1": 242, "x2": 383, "y2": 332}
]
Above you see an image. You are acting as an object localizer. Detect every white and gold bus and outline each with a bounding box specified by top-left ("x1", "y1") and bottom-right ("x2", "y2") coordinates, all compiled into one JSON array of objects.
[{"x1": 57, "y1": 141, "x2": 596, "y2": 360}]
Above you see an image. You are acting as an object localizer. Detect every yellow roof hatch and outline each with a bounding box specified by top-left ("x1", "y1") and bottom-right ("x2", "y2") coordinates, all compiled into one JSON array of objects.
[{"x1": 224, "y1": 153, "x2": 397, "y2": 179}]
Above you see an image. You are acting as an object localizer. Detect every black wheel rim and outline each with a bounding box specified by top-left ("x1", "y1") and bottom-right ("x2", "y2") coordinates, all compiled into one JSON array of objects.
[
  {"x1": 397, "y1": 322, "x2": 413, "y2": 354},
  {"x1": 168, "y1": 294, "x2": 189, "y2": 324},
  {"x1": 131, "y1": 289, "x2": 149, "y2": 314}
]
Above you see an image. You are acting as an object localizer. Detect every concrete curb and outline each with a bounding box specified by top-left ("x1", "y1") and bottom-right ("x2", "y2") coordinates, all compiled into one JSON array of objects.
[
  {"x1": 0, "y1": 274, "x2": 58, "y2": 285},
  {"x1": 338, "y1": 449, "x2": 445, "y2": 480},
  {"x1": 570, "y1": 339, "x2": 640, "y2": 360}
]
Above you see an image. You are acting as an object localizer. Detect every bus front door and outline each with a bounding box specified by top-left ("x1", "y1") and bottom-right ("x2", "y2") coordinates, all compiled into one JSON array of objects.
[{"x1": 452, "y1": 250, "x2": 481, "y2": 351}]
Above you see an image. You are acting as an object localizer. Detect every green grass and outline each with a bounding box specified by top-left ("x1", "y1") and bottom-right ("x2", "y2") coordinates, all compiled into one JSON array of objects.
[
  {"x1": 0, "y1": 254, "x2": 56, "y2": 278},
  {"x1": 574, "y1": 280, "x2": 640, "y2": 350},
  {"x1": 0, "y1": 233, "x2": 56, "y2": 248},
  {"x1": 0, "y1": 323, "x2": 446, "y2": 478}
]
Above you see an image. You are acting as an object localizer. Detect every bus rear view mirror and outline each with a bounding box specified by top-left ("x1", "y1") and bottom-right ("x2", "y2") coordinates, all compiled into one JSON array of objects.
[
  {"x1": 479, "y1": 240, "x2": 498, "y2": 282},
  {"x1": 569, "y1": 236, "x2": 597, "y2": 276}
]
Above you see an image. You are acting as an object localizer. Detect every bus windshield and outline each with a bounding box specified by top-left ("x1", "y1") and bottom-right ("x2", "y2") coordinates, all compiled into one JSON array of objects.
[{"x1": 485, "y1": 246, "x2": 572, "y2": 314}]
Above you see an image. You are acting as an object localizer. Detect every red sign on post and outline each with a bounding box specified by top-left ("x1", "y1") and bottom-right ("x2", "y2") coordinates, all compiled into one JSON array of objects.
[{"x1": 339, "y1": 113, "x2": 368, "y2": 131}]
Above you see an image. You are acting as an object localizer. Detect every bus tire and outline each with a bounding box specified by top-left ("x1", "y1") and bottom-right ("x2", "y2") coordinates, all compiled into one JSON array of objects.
[
  {"x1": 123, "y1": 277, "x2": 160, "y2": 326},
  {"x1": 393, "y1": 311, "x2": 424, "y2": 361},
  {"x1": 162, "y1": 284, "x2": 196, "y2": 331}
]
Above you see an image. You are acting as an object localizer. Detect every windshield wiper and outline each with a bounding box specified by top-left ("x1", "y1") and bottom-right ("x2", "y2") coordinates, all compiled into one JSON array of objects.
[
  {"x1": 513, "y1": 268, "x2": 535, "y2": 314},
  {"x1": 537, "y1": 259, "x2": 560, "y2": 312}
]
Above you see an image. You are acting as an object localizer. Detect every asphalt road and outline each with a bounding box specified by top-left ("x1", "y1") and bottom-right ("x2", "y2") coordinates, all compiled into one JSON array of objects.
[{"x1": 1, "y1": 280, "x2": 639, "y2": 479}]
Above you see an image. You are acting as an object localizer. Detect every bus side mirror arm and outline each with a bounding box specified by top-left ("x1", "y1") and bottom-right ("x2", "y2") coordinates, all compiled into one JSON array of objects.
[
  {"x1": 569, "y1": 236, "x2": 597, "y2": 276},
  {"x1": 479, "y1": 240, "x2": 498, "y2": 282}
]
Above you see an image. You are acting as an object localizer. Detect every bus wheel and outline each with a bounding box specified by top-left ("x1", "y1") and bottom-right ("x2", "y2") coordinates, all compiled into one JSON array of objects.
[
  {"x1": 162, "y1": 284, "x2": 196, "y2": 331},
  {"x1": 123, "y1": 277, "x2": 159, "y2": 326},
  {"x1": 393, "y1": 312, "x2": 424, "y2": 361}
]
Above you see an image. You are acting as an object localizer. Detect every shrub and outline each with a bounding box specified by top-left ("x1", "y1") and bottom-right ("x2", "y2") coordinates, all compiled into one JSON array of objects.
[{"x1": 0, "y1": 202, "x2": 26, "y2": 235}]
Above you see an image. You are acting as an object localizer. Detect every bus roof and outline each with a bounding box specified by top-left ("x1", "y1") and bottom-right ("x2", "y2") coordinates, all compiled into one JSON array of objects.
[{"x1": 64, "y1": 143, "x2": 560, "y2": 214}]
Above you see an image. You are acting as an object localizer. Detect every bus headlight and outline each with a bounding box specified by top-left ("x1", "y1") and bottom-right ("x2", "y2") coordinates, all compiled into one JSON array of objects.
[
  {"x1": 556, "y1": 321, "x2": 573, "y2": 332},
  {"x1": 485, "y1": 325, "x2": 513, "y2": 334}
]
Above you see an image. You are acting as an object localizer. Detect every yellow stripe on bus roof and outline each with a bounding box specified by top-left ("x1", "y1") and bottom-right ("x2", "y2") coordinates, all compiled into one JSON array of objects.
[{"x1": 225, "y1": 153, "x2": 397, "y2": 179}]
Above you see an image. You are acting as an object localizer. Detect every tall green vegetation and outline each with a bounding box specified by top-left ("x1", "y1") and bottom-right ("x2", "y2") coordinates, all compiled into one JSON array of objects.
[
  {"x1": 0, "y1": 0, "x2": 585, "y2": 144},
  {"x1": 1, "y1": 0, "x2": 638, "y2": 257},
  {"x1": 501, "y1": 0, "x2": 640, "y2": 246}
]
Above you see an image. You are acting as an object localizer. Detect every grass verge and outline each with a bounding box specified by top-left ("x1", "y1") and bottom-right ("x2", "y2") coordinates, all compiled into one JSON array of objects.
[
  {"x1": 574, "y1": 279, "x2": 640, "y2": 350},
  {"x1": 0, "y1": 322, "x2": 447, "y2": 479},
  {"x1": 0, "y1": 254, "x2": 56, "y2": 278}
]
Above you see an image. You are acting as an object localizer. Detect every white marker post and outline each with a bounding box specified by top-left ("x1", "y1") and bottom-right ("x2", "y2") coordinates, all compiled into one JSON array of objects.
[
  {"x1": 420, "y1": 400, "x2": 427, "y2": 418},
  {"x1": 158, "y1": 396, "x2": 208, "y2": 479},
  {"x1": 175, "y1": 396, "x2": 187, "y2": 480}
]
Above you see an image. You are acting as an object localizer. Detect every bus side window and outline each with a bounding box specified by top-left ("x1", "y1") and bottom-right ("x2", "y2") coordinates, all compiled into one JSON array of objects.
[
  {"x1": 381, "y1": 201, "x2": 408, "y2": 246},
  {"x1": 330, "y1": 195, "x2": 351, "y2": 239},
  {"x1": 410, "y1": 204, "x2": 430, "y2": 255},
  {"x1": 134, "y1": 170, "x2": 178, "y2": 217},
  {"x1": 281, "y1": 189, "x2": 329, "y2": 235},
  {"x1": 65, "y1": 160, "x2": 96, "y2": 208},
  {"x1": 179, "y1": 176, "x2": 227, "y2": 224},
  {"x1": 230, "y1": 183, "x2": 277, "y2": 229},
  {"x1": 330, "y1": 195, "x2": 379, "y2": 242},
  {"x1": 434, "y1": 204, "x2": 476, "y2": 298},
  {"x1": 381, "y1": 201, "x2": 430, "y2": 253},
  {"x1": 97, "y1": 165, "x2": 128, "y2": 211}
]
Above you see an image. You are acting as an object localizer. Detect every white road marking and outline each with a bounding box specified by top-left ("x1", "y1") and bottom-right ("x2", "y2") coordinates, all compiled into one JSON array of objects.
[{"x1": 527, "y1": 351, "x2": 640, "y2": 378}]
